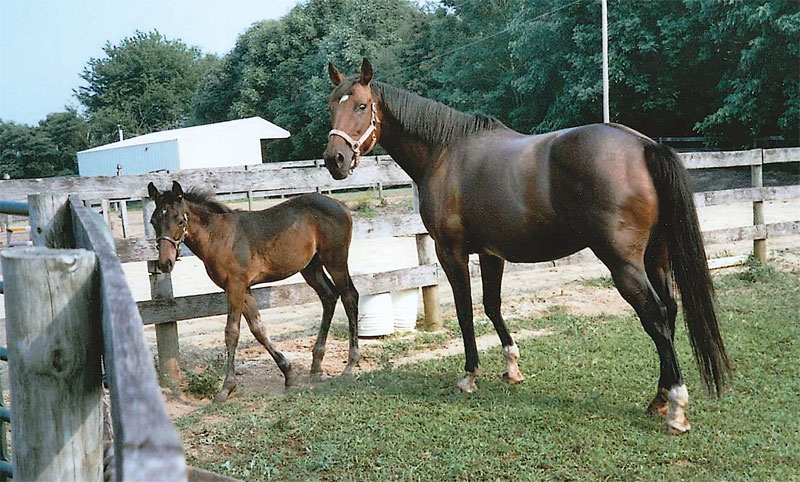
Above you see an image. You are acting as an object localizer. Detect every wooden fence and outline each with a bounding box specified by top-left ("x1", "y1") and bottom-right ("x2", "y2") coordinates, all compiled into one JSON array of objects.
[
  {"x1": 1, "y1": 148, "x2": 798, "y2": 390},
  {"x1": 0, "y1": 195, "x2": 187, "y2": 481}
]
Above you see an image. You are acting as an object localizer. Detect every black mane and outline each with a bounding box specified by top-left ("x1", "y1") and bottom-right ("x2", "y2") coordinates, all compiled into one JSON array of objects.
[
  {"x1": 372, "y1": 81, "x2": 505, "y2": 145},
  {"x1": 183, "y1": 188, "x2": 233, "y2": 213}
]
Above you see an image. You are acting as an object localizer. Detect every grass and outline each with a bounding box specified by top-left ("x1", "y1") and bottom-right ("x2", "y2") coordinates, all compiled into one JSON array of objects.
[
  {"x1": 578, "y1": 275, "x2": 615, "y2": 288},
  {"x1": 185, "y1": 355, "x2": 225, "y2": 399},
  {"x1": 177, "y1": 268, "x2": 800, "y2": 480}
]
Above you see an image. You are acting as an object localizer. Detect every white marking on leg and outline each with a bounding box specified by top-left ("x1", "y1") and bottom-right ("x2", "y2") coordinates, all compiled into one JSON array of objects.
[
  {"x1": 665, "y1": 383, "x2": 691, "y2": 434},
  {"x1": 456, "y1": 369, "x2": 479, "y2": 393},
  {"x1": 502, "y1": 344, "x2": 524, "y2": 384}
]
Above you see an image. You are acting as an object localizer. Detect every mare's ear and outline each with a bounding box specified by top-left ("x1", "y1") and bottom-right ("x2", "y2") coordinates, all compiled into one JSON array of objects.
[
  {"x1": 171, "y1": 181, "x2": 184, "y2": 200},
  {"x1": 328, "y1": 62, "x2": 344, "y2": 86},
  {"x1": 359, "y1": 58, "x2": 373, "y2": 85},
  {"x1": 147, "y1": 182, "x2": 159, "y2": 200}
]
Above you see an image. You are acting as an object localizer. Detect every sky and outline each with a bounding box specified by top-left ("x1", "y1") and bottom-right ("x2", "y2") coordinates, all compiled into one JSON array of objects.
[{"x1": 0, "y1": 0, "x2": 303, "y2": 126}]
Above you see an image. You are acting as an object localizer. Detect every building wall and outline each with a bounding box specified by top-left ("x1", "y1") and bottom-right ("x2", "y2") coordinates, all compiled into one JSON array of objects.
[
  {"x1": 78, "y1": 140, "x2": 180, "y2": 176},
  {"x1": 177, "y1": 130, "x2": 263, "y2": 170}
]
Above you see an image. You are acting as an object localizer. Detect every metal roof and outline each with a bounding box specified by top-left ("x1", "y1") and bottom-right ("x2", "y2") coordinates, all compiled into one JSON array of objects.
[{"x1": 79, "y1": 117, "x2": 290, "y2": 153}]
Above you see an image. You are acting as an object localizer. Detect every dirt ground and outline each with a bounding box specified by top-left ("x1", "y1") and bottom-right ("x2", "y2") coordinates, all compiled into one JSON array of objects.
[{"x1": 0, "y1": 188, "x2": 798, "y2": 419}]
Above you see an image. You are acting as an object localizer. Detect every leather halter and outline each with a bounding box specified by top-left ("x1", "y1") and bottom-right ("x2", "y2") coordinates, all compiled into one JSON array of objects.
[
  {"x1": 328, "y1": 102, "x2": 380, "y2": 172},
  {"x1": 156, "y1": 212, "x2": 188, "y2": 254}
]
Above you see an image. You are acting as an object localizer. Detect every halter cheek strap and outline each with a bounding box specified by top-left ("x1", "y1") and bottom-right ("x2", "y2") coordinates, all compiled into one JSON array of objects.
[
  {"x1": 156, "y1": 213, "x2": 188, "y2": 254},
  {"x1": 328, "y1": 103, "x2": 380, "y2": 172}
]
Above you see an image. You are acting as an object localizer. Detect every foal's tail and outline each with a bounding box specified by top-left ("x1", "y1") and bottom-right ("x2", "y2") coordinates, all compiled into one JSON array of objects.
[{"x1": 644, "y1": 143, "x2": 731, "y2": 397}]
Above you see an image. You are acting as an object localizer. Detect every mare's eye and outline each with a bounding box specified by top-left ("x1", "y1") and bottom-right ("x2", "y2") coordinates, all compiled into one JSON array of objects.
[{"x1": 359, "y1": 103, "x2": 367, "y2": 111}]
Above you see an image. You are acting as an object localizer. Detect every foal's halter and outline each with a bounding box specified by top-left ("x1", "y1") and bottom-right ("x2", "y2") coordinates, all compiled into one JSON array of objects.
[
  {"x1": 328, "y1": 102, "x2": 380, "y2": 172},
  {"x1": 156, "y1": 212, "x2": 188, "y2": 254}
]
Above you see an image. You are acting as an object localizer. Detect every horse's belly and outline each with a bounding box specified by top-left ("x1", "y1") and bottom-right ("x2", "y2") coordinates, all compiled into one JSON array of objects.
[{"x1": 474, "y1": 223, "x2": 585, "y2": 263}]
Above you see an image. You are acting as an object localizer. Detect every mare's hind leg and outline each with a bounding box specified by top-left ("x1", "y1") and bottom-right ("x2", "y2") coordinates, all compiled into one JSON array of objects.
[
  {"x1": 479, "y1": 254, "x2": 523, "y2": 384},
  {"x1": 216, "y1": 286, "x2": 245, "y2": 403},
  {"x1": 318, "y1": 256, "x2": 360, "y2": 376},
  {"x1": 300, "y1": 255, "x2": 339, "y2": 377},
  {"x1": 242, "y1": 293, "x2": 295, "y2": 387},
  {"x1": 602, "y1": 255, "x2": 689, "y2": 435},
  {"x1": 644, "y1": 241, "x2": 679, "y2": 417}
]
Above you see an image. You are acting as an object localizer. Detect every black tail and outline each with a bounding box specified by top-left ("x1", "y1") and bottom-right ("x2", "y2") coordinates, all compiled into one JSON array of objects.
[{"x1": 644, "y1": 143, "x2": 731, "y2": 397}]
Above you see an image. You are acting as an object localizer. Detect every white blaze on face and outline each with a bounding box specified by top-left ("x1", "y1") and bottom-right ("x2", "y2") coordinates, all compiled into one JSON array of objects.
[{"x1": 339, "y1": 94, "x2": 350, "y2": 104}]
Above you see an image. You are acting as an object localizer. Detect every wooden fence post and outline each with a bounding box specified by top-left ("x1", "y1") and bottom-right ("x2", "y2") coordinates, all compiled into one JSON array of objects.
[
  {"x1": 143, "y1": 197, "x2": 181, "y2": 388},
  {"x1": 28, "y1": 194, "x2": 71, "y2": 248},
  {"x1": 1, "y1": 247, "x2": 103, "y2": 481},
  {"x1": 120, "y1": 199, "x2": 130, "y2": 238},
  {"x1": 752, "y1": 154, "x2": 767, "y2": 262},
  {"x1": 247, "y1": 190, "x2": 254, "y2": 211},
  {"x1": 412, "y1": 183, "x2": 442, "y2": 331}
]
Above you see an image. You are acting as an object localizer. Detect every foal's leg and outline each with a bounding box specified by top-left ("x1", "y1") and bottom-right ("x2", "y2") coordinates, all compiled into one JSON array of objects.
[
  {"x1": 604, "y1": 256, "x2": 689, "y2": 434},
  {"x1": 300, "y1": 256, "x2": 339, "y2": 377},
  {"x1": 479, "y1": 254, "x2": 523, "y2": 384},
  {"x1": 215, "y1": 287, "x2": 245, "y2": 403},
  {"x1": 242, "y1": 293, "x2": 295, "y2": 387},
  {"x1": 325, "y1": 263, "x2": 360, "y2": 376},
  {"x1": 436, "y1": 244, "x2": 479, "y2": 393}
]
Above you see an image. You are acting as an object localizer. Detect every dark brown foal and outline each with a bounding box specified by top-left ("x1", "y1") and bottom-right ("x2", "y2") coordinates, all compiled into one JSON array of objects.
[{"x1": 148, "y1": 181, "x2": 359, "y2": 403}]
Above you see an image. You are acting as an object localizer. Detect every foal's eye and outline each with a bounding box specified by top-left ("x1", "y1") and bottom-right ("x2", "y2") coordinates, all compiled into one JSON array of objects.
[{"x1": 359, "y1": 103, "x2": 367, "y2": 111}]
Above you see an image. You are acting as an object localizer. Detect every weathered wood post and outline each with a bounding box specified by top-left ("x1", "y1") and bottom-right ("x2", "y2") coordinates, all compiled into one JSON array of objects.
[
  {"x1": 1, "y1": 247, "x2": 103, "y2": 481},
  {"x1": 28, "y1": 193, "x2": 71, "y2": 248},
  {"x1": 120, "y1": 199, "x2": 130, "y2": 238},
  {"x1": 143, "y1": 196, "x2": 181, "y2": 388},
  {"x1": 412, "y1": 183, "x2": 442, "y2": 331},
  {"x1": 752, "y1": 153, "x2": 767, "y2": 262}
]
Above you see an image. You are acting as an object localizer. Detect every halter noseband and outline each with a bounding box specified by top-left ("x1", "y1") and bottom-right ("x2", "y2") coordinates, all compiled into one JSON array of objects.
[
  {"x1": 156, "y1": 212, "x2": 188, "y2": 254},
  {"x1": 328, "y1": 102, "x2": 380, "y2": 172}
]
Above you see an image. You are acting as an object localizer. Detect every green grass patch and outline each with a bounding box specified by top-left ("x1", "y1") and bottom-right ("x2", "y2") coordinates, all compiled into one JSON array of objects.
[
  {"x1": 178, "y1": 269, "x2": 800, "y2": 480},
  {"x1": 578, "y1": 275, "x2": 615, "y2": 288},
  {"x1": 185, "y1": 355, "x2": 225, "y2": 399}
]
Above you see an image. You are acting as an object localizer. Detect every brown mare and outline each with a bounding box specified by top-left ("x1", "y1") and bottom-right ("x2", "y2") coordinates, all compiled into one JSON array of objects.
[
  {"x1": 148, "y1": 181, "x2": 359, "y2": 403},
  {"x1": 322, "y1": 60, "x2": 731, "y2": 434}
]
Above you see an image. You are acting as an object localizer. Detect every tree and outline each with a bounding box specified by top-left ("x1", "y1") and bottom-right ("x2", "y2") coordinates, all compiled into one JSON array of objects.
[{"x1": 76, "y1": 30, "x2": 216, "y2": 146}]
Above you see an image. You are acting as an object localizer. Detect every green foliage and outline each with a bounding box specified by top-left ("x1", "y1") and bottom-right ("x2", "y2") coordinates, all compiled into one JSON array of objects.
[
  {"x1": 76, "y1": 30, "x2": 216, "y2": 146},
  {"x1": 177, "y1": 269, "x2": 800, "y2": 480},
  {"x1": 185, "y1": 357, "x2": 225, "y2": 399},
  {"x1": 0, "y1": 108, "x2": 87, "y2": 178},
  {"x1": 737, "y1": 255, "x2": 777, "y2": 283}
]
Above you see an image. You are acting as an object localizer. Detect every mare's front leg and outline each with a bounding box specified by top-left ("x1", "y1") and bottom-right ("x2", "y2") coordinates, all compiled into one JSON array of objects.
[
  {"x1": 479, "y1": 254, "x2": 524, "y2": 384},
  {"x1": 242, "y1": 293, "x2": 295, "y2": 387},
  {"x1": 215, "y1": 286, "x2": 244, "y2": 403},
  {"x1": 436, "y1": 243, "x2": 479, "y2": 393}
]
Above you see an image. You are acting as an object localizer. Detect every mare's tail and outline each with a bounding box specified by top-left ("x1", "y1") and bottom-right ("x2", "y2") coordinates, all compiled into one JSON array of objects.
[{"x1": 644, "y1": 143, "x2": 731, "y2": 397}]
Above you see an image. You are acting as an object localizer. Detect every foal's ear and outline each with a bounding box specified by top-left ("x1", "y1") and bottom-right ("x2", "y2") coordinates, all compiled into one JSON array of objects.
[
  {"x1": 147, "y1": 182, "x2": 159, "y2": 199},
  {"x1": 171, "y1": 181, "x2": 184, "y2": 200},
  {"x1": 359, "y1": 58, "x2": 373, "y2": 85},
  {"x1": 328, "y1": 62, "x2": 343, "y2": 86}
]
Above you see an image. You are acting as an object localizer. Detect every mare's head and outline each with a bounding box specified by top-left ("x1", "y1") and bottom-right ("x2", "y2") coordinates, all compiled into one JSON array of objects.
[
  {"x1": 323, "y1": 58, "x2": 381, "y2": 180},
  {"x1": 147, "y1": 181, "x2": 188, "y2": 273}
]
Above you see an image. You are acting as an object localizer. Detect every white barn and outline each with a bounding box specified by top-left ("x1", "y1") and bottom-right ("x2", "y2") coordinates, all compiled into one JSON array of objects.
[{"x1": 77, "y1": 117, "x2": 290, "y2": 176}]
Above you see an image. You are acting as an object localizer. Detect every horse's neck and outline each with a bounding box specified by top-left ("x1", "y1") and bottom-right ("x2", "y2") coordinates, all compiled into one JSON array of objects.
[
  {"x1": 183, "y1": 203, "x2": 216, "y2": 261},
  {"x1": 378, "y1": 118, "x2": 437, "y2": 184}
]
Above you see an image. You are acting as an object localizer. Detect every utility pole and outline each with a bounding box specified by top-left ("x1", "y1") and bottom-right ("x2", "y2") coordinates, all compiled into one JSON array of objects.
[{"x1": 601, "y1": 0, "x2": 610, "y2": 123}]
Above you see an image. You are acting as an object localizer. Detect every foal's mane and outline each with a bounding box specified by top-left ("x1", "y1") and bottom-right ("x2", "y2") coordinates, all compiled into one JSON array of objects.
[
  {"x1": 184, "y1": 188, "x2": 234, "y2": 214},
  {"x1": 372, "y1": 80, "x2": 506, "y2": 146}
]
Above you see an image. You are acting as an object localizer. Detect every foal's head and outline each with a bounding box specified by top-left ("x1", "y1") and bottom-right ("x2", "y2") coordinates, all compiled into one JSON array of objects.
[
  {"x1": 323, "y1": 58, "x2": 381, "y2": 180},
  {"x1": 147, "y1": 181, "x2": 188, "y2": 273}
]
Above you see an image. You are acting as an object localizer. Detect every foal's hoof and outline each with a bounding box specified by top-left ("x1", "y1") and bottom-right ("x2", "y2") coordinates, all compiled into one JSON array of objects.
[
  {"x1": 213, "y1": 386, "x2": 236, "y2": 404},
  {"x1": 501, "y1": 370, "x2": 525, "y2": 385},
  {"x1": 310, "y1": 370, "x2": 324, "y2": 382},
  {"x1": 341, "y1": 365, "x2": 356, "y2": 378},
  {"x1": 283, "y1": 367, "x2": 297, "y2": 388},
  {"x1": 665, "y1": 418, "x2": 691, "y2": 435}
]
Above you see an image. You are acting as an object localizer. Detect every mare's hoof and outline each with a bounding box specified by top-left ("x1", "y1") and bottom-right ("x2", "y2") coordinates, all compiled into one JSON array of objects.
[
  {"x1": 310, "y1": 370, "x2": 324, "y2": 382},
  {"x1": 647, "y1": 400, "x2": 669, "y2": 417},
  {"x1": 456, "y1": 378, "x2": 477, "y2": 394},
  {"x1": 501, "y1": 370, "x2": 525, "y2": 384},
  {"x1": 341, "y1": 366, "x2": 356, "y2": 378},
  {"x1": 665, "y1": 418, "x2": 691, "y2": 435}
]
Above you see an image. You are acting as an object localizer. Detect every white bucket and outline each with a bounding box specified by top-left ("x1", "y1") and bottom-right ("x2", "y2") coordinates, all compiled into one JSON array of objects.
[
  {"x1": 357, "y1": 292, "x2": 394, "y2": 337},
  {"x1": 391, "y1": 289, "x2": 419, "y2": 333}
]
